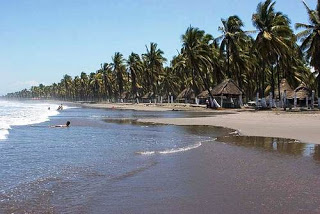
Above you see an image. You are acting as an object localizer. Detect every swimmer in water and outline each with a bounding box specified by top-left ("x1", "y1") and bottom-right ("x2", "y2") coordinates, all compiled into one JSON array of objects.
[{"x1": 51, "y1": 121, "x2": 70, "y2": 128}]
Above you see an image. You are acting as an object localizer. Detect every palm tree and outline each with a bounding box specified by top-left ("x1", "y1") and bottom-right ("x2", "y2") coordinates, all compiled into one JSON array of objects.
[
  {"x1": 296, "y1": 0, "x2": 320, "y2": 104},
  {"x1": 252, "y1": 0, "x2": 293, "y2": 97},
  {"x1": 217, "y1": 15, "x2": 246, "y2": 78},
  {"x1": 80, "y1": 72, "x2": 89, "y2": 101},
  {"x1": 73, "y1": 76, "x2": 81, "y2": 101},
  {"x1": 159, "y1": 67, "x2": 180, "y2": 98},
  {"x1": 181, "y1": 26, "x2": 214, "y2": 100},
  {"x1": 112, "y1": 52, "x2": 125, "y2": 99},
  {"x1": 127, "y1": 52, "x2": 142, "y2": 99},
  {"x1": 142, "y1": 42, "x2": 167, "y2": 99},
  {"x1": 101, "y1": 63, "x2": 113, "y2": 100},
  {"x1": 62, "y1": 74, "x2": 73, "y2": 100}
]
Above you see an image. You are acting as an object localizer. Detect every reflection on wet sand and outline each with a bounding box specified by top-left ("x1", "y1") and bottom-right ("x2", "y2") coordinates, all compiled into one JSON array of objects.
[
  {"x1": 216, "y1": 135, "x2": 320, "y2": 162},
  {"x1": 104, "y1": 117, "x2": 320, "y2": 163}
]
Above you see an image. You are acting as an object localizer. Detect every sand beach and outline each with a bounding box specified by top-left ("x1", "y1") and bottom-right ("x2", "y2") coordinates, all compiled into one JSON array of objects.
[{"x1": 83, "y1": 102, "x2": 320, "y2": 144}]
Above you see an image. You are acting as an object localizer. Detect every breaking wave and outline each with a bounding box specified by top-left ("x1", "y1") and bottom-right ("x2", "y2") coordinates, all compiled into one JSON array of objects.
[
  {"x1": 136, "y1": 139, "x2": 216, "y2": 155},
  {"x1": 0, "y1": 100, "x2": 62, "y2": 140}
]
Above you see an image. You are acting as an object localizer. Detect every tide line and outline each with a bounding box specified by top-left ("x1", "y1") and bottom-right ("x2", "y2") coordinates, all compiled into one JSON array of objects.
[{"x1": 136, "y1": 138, "x2": 216, "y2": 155}]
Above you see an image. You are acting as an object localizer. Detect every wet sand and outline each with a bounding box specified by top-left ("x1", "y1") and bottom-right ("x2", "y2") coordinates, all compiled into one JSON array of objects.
[
  {"x1": 82, "y1": 103, "x2": 320, "y2": 144},
  {"x1": 2, "y1": 105, "x2": 320, "y2": 213},
  {"x1": 139, "y1": 110, "x2": 320, "y2": 144},
  {"x1": 81, "y1": 102, "x2": 211, "y2": 112}
]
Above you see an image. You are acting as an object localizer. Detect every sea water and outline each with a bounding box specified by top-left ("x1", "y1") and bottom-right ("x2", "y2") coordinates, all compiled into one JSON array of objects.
[
  {"x1": 1, "y1": 100, "x2": 320, "y2": 213},
  {"x1": 0, "y1": 100, "x2": 60, "y2": 140}
]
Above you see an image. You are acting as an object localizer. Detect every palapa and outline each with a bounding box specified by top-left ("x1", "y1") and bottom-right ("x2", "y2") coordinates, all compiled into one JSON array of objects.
[
  {"x1": 274, "y1": 79, "x2": 294, "y2": 99},
  {"x1": 211, "y1": 79, "x2": 243, "y2": 96},
  {"x1": 294, "y1": 82, "x2": 311, "y2": 100},
  {"x1": 176, "y1": 88, "x2": 195, "y2": 100},
  {"x1": 197, "y1": 90, "x2": 210, "y2": 98},
  {"x1": 120, "y1": 91, "x2": 130, "y2": 99},
  {"x1": 141, "y1": 92, "x2": 154, "y2": 99}
]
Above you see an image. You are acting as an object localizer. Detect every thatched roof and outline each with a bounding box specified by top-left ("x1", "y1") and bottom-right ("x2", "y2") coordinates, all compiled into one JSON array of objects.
[
  {"x1": 176, "y1": 88, "x2": 195, "y2": 100},
  {"x1": 294, "y1": 82, "x2": 311, "y2": 100},
  {"x1": 274, "y1": 79, "x2": 294, "y2": 99},
  {"x1": 211, "y1": 79, "x2": 243, "y2": 96},
  {"x1": 120, "y1": 91, "x2": 130, "y2": 99},
  {"x1": 197, "y1": 90, "x2": 210, "y2": 98},
  {"x1": 142, "y1": 92, "x2": 154, "y2": 99}
]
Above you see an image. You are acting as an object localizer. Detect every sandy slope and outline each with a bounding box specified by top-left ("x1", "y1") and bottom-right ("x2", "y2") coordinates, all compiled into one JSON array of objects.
[
  {"x1": 139, "y1": 111, "x2": 320, "y2": 144},
  {"x1": 82, "y1": 102, "x2": 320, "y2": 144}
]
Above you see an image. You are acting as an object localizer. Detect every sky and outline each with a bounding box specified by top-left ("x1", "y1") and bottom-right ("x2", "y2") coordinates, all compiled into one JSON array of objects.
[{"x1": 0, "y1": 0, "x2": 317, "y2": 95}]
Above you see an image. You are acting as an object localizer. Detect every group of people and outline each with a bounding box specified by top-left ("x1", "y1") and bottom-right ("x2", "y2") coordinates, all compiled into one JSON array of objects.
[{"x1": 47, "y1": 103, "x2": 70, "y2": 128}]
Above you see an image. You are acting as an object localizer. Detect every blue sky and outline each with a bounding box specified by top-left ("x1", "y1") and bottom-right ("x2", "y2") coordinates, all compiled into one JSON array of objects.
[{"x1": 0, "y1": 0, "x2": 316, "y2": 95}]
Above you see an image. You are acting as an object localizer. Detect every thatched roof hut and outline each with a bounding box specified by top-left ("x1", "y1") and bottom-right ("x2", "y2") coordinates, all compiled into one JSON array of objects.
[
  {"x1": 211, "y1": 79, "x2": 243, "y2": 96},
  {"x1": 274, "y1": 79, "x2": 294, "y2": 99},
  {"x1": 120, "y1": 91, "x2": 130, "y2": 99},
  {"x1": 176, "y1": 88, "x2": 195, "y2": 100},
  {"x1": 141, "y1": 92, "x2": 154, "y2": 99},
  {"x1": 294, "y1": 82, "x2": 311, "y2": 100},
  {"x1": 197, "y1": 89, "x2": 210, "y2": 99}
]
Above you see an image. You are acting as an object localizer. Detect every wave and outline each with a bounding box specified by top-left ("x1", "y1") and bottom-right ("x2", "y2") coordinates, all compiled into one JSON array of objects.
[
  {"x1": 136, "y1": 139, "x2": 216, "y2": 155},
  {"x1": 0, "y1": 101, "x2": 67, "y2": 140},
  {"x1": 229, "y1": 130, "x2": 240, "y2": 135},
  {"x1": 0, "y1": 128, "x2": 9, "y2": 140}
]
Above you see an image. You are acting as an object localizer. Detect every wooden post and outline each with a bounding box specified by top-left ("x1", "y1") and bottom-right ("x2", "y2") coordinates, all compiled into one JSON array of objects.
[
  {"x1": 239, "y1": 94, "x2": 243, "y2": 107},
  {"x1": 256, "y1": 92, "x2": 259, "y2": 107},
  {"x1": 283, "y1": 90, "x2": 287, "y2": 111},
  {"x1": 221, "y1": 95, "x2": 223, "y2": 108},
  {"x1": 269, "y1": 92, "x2": 273, "y2": 108},
  {"x1": 306, "y1": 95, "x2": 309, "y2": 108},
  {"x1": 210, "y1": 97, "x2": 214, "y2": 108},
  {"x1": 294, "y1": 92, "x2": 297, "y2": 108},
  {"x1": 311, "y1": 90, "x2": 315, "y2": 109},
  {"x1": 171, "y1": 96, "x2": 173, "y2": 103}
]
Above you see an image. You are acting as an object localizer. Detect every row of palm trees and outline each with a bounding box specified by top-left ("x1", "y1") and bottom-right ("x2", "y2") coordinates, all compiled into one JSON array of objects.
[{"x1": 6, "y1": 0, "x2": 320, "y2": 104}]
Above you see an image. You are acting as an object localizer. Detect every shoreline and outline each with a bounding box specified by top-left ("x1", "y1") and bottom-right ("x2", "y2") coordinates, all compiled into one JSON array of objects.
[{"x1": 80, "y1": 102, "x2": 320, "y2": 144}]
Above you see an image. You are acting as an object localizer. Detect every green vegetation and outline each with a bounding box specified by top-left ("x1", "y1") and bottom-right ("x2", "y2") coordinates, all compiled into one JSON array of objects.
[{"x1": 6, "y1": 0, "x2": 320, "y2": 103}]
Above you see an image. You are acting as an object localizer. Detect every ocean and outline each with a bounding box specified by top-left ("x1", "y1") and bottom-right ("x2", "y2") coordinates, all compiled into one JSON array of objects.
[{"x1": 0, "y1": 100, "x2": 320, "y2": 213}]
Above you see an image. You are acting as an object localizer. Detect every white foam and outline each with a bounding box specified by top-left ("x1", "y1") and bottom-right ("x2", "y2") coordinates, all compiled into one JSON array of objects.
[
  {"x1": 137, "y1": 142, "x2": 201, "y2": 155},
  {"x1": 229, "y1": 131, "x2": 239, "y2": 135},
  {"x1": 136, "y1": 138, "x2": 217, "y2": 155},
  {"x1": 0, "y1": 129, "x2": 9, "y2": 140},
  {"x1": 158, "y1": 142, "x2": 202, "y2": 154},
  {"x1": 137, "y1": 151, "x2": 156, "y2": 155},
  {"x1": 0, "y1": 100, "x2": 62, "y2": 140}
]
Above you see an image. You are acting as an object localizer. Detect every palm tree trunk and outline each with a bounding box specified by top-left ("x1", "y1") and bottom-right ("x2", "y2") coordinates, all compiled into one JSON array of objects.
[
  {"x1": 227, "y1": 41, "x2": 230, "y2": 78},
  {"x1": 191, "y1": 69, "x2": 199, "y2": 96},
  {"x1": 277, "y1": 59, "x2": 281, "y2": 101},
  {"x1": 317, "y1": 73, "x2": 320, "y2": 103},
  {"x1": 262, "y1": 63, "x2": 265, "y2": 97},
  {"x1": 192, "y1": 62, "x2": 214, "y2": 106},
  {"x1": 271, "y1": 65, "x2": 275, "y2": 99}
]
